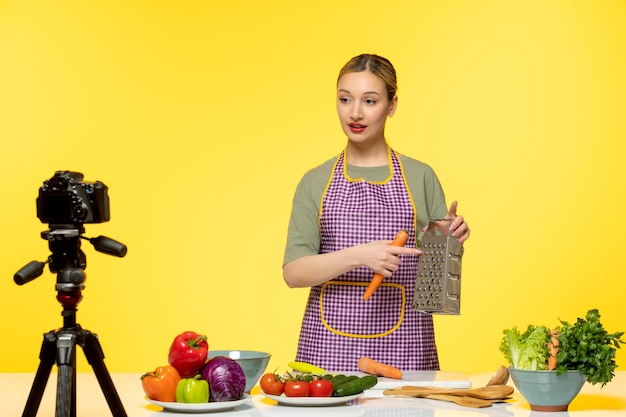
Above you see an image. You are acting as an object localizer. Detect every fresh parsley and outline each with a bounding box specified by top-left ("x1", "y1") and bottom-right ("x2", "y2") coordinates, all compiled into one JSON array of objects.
[{"x1": 556, "y1": 309, "x2": 624, "y2": 386}]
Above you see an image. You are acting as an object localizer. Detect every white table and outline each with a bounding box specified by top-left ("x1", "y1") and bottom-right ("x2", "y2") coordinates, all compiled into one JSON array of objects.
[{"x1": 2, "y1": 372, "x2": 625, "y2": 416}]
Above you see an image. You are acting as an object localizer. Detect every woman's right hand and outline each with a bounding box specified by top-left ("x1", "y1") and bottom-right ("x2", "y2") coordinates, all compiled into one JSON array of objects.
[{"x1": 358, "y1": 240, "x2": 421, "y2": 278}]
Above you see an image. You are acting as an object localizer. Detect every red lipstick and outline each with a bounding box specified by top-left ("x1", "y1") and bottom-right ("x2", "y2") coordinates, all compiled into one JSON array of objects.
[{"x1": 349, "y1": 123, "x2": 366, "y2": 133}]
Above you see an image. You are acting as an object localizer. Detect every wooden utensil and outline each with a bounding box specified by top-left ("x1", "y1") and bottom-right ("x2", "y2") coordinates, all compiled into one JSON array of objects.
[
  {"x1": 424, "y1": 394, "x2": 493, "y2": 408},
  {"x1": 383, "y1": 384, "x2": 513, "y2": 400},
  {"x1": 487, "y1": 365, "x2": 510, "y2": 386}
]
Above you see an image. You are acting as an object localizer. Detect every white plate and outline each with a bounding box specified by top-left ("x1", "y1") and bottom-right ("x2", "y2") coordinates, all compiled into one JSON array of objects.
[
  {"x1": 146, "y1": 394, "x2": 250, "y2": 413},
  {"x1": 261, "y1": 392, "x2": 363, "y2": 406}
]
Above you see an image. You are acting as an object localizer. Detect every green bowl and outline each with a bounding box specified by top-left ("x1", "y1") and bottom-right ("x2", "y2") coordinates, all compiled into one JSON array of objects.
[
  {"x1": 509, "y1": 367, "x2": 585, "y2": 412},
  {"x1": 208, "y1": 350, "x2": 271, "y2": 393}
]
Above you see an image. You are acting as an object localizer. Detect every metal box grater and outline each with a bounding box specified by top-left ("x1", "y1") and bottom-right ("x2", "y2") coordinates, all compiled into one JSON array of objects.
[{"x1": 413, "y1": 223, "x2": 464, "y2": 315}]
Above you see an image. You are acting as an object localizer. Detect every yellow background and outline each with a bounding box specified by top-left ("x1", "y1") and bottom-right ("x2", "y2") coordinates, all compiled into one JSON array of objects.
[{"x1": 1, "y1": 0, "x2": 624, "y2": 376}]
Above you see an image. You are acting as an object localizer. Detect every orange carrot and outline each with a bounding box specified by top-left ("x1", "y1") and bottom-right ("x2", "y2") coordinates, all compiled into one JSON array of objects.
[
  {"x1": 548, "y1": 329, "x2": 559, "y2": 370},
  {"x1": 358, "y1": 356, "x2": 403, "y2": 379},
  {"x1": 363, "y1": 230, "x2": 410, "y2": 301}
]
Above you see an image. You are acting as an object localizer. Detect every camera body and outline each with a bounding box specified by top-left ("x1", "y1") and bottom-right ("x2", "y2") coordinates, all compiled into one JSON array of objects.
[{"x1": 37, "y1": 171, "x2": 110, "y2": 225}]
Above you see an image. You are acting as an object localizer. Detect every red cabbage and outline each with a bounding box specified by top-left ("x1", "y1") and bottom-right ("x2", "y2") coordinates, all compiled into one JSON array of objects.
[{"x1": 200, "y1": 356, "x2": 246, "y2": 402}]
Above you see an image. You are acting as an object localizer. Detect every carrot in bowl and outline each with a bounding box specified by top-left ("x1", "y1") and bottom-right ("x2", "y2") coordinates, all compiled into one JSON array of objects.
[
  {"x1": 358, "y1": 357, "x2": 403, "y2": 379},
  {"x1": 363, "y1": 230, "x2": 410, "y2": 301},
  {"x1": 548, "y1": 329, "x2": 559, "y2": 370}
]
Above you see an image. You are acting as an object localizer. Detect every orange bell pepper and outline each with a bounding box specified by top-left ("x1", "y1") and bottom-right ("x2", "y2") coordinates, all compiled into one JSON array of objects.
[{"x1": 141, "y1": 365, "x2": 181, "y2": 402}]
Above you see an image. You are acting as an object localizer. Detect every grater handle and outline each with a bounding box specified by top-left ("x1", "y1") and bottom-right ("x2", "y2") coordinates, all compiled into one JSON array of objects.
[{"x1": 425, "y1": 218, "x2": 453, "y2": 235}]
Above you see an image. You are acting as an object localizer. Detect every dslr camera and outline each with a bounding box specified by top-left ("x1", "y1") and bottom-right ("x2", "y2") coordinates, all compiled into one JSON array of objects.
[{"x1": 37, "y1": 171, "x2": 110, "y2": 226}]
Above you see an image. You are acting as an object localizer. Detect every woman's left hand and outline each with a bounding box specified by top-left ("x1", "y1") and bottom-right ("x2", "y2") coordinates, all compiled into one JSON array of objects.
[{"x1": 424, "y1": 200, "x2": 470, "y2": 242}]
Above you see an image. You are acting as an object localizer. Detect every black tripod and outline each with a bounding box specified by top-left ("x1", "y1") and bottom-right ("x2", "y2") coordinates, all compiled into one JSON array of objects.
[{"x1": 15, "y1": 228, "x2": 128, "y2": 417}]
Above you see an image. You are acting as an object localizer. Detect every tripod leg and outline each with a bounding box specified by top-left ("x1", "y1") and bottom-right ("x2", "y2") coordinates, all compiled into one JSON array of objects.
[
  {"x1": 55, "y1": 330, "x2": 77, "y2": 417},
  {"x1": 82, "y1": 330, "x2": 128, "y2": 417},
  {"x1": 22, "y1": 332, "x2": 57, "y2": 417}
]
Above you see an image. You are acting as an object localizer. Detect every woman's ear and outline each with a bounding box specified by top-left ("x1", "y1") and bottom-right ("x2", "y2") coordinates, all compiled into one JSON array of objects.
[{"x1": 388, "y1": 95, "x2": 398, "y2": 117}]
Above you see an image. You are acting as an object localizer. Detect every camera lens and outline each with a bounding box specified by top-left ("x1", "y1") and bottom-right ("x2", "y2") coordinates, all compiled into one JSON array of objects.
[{"x1": 73, "y1": 203, "x2": 88, "y2": 220}]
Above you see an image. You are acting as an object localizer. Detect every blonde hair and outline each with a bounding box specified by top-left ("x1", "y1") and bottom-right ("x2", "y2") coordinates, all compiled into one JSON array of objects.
[{"x1": 337, "y1": 54, "x2": 397, "y2": 101}]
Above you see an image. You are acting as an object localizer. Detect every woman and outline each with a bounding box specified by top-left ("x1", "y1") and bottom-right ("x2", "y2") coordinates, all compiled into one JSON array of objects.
[{"x1": 283, "y1": 54, "x2": 470, "y2": 372}]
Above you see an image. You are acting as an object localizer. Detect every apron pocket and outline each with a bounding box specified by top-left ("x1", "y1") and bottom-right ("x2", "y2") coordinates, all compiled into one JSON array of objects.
[{"x1": 320, "y1": 280, "x2": 406, "y2": 338}]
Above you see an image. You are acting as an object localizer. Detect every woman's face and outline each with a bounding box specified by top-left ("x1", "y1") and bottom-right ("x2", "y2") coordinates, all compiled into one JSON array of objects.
[{"x1": 337, "y1": 70, "x2": 397, "y2": 146}]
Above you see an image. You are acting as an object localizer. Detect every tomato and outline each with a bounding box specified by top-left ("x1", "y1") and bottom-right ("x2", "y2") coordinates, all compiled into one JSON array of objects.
[
  {"x1": 309, "y1": 379, "x2": 333, "y2": 397},
  {"x1": 259, "y1": 373, "x2": 284, "y2": 396},
  {"x1": 284, "y1": 380, "x2": 310, "y2": 397}
]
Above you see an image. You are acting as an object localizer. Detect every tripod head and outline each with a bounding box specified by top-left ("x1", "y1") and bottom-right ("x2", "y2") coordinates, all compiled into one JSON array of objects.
[
  {"x1": 13, "y1": 171, "x2": 127, "y2": 297},
  {"x1": 14, "y1": 226, "x2": 127, "y2": 292}
]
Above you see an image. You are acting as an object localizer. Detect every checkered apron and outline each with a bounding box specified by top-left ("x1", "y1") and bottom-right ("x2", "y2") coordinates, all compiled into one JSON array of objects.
[{"x1": 295, "y1": 149, "x2": 439, "y2": 372}]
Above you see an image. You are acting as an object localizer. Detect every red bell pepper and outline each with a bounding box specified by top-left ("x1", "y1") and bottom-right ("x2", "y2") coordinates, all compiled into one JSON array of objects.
[{"x1": 168, "y1": 331, "x2": 208, "y2": 378}]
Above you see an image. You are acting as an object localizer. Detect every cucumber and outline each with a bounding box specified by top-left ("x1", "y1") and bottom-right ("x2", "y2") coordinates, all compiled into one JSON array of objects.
[
  {"x1": 333, "y1": 375, "x2": 378, "y2": 397},
  {"x1": 329, "y1": 374, "x2": 356, "y2": 391},
  {"x1": 328, "y1": 374, "x2": 349, "y2": 389}
]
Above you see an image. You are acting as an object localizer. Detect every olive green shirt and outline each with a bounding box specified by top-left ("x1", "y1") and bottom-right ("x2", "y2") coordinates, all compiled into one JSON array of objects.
[{"x1": 283, "y1": 153, "x2": 448, "y2": 265}]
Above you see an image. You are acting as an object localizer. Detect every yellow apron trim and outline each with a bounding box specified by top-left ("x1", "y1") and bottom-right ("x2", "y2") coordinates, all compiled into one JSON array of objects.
[
  {"x1": 318, "y1": 152, "x2": 343, "y2": 227},
  {"x1": 320, "y1": 280, "x2": 406, "y2": 339},
  {"x1": 395, "y1": 151, "x2": 419, "y2": 242},
  {"x1": 343, "y1": 147, "x2": 393, "y2": 184}
]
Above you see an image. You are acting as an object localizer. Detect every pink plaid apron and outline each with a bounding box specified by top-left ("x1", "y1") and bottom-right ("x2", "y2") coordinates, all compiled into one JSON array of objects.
[{"x1": 295, "y1": 148, "x2": 439, "y2": 372}]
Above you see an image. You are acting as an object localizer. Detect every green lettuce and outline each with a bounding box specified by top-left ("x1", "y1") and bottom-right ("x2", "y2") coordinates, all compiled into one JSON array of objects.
[{"x1": 499, "y1": 325, "x2": 550, "y2": 370}]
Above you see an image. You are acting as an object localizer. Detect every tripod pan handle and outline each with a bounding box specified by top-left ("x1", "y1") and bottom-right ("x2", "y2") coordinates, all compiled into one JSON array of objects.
[{"x1": 14, "y1": 261, "x2": 46, "y2": 285}]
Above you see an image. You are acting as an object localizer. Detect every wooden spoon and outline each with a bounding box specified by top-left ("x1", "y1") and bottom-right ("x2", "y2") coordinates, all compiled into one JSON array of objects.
[
  {"x1": 487, "y1": 365, "x2": 510, "y2": 386},
  {"x1": 383, "y1": 384, "x2": 513, "y2": 400},
  {"x1": 424, "y1": 394, "x2": 493, "y2": 408}
]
